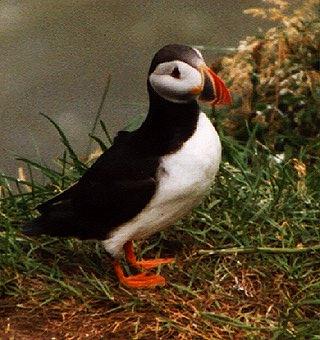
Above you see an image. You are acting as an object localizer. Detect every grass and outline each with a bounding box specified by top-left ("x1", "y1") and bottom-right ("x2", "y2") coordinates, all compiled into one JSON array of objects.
[{"x1": 0, "y1": 113, "x2": 320, "y2": 339}]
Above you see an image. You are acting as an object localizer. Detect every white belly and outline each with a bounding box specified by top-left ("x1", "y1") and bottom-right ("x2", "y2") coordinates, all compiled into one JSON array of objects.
[{"x1": 102, "y1": 112, "x2": 221, "y2": 257}]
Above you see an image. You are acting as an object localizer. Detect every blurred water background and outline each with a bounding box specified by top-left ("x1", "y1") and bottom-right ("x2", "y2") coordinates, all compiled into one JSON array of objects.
[{"x1": 0, "y1": 0, "x2": 300, "y2": 176}]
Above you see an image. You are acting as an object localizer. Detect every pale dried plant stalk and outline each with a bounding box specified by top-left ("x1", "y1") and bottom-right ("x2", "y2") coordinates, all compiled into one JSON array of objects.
[
  {"x1": 244, "y1": 0, "x2": 290, "y2": 24},
  {"x1": 263, "y1": 0, "x2": 289, "y2": 10},
  {"x1": 87, "y1": 148, "x2": 103, "y2": 163},
  {"x1": 243, "y1": 8, "x2": 268, "y2": 19},
  {"x1": 292, "y1": 159, "x2": 307, "y2": 195},
  {"x1": 18, "y1": 166, "x2": 32, "y2": 193}
]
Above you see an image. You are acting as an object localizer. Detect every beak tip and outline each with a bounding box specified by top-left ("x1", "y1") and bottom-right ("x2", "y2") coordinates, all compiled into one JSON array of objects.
[{"x1": 207, "y1": 68, "x2": 232, "y2": 106}]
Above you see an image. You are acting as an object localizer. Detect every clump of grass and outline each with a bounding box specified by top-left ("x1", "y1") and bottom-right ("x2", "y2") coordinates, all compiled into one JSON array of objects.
[
  {"x1": 217, "y1": 0, "x2": 320, "y2": 161},
  {"x1": 1, "y1": 109, "x2": 319, "y2": 338}
]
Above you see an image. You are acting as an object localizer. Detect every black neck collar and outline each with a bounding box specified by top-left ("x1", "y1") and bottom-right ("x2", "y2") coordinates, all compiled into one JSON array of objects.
[{"x1": 137, "y1": 83, "x2": 200, "y2": 155}]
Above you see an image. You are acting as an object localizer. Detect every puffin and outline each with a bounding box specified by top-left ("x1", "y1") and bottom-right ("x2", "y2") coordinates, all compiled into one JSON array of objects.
[{"x1": 23, "y1": 44, "x2": 231, "y2": 288}]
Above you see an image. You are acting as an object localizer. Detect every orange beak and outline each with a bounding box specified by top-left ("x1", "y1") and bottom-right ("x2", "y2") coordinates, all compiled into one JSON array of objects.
[{"x1": 191, "y1": 65, "x2": 232, "y2": 106}]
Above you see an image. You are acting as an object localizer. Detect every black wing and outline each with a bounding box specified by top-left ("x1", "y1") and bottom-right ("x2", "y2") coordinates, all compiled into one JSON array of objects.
[{"x1": 23, "y1": 131, "x2": 159, "y2": 240}]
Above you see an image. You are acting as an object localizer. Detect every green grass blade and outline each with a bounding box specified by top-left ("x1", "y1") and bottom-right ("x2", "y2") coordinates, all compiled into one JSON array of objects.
[{"x1": 39, "y1": 112, "x2": 87, "y2": 173}]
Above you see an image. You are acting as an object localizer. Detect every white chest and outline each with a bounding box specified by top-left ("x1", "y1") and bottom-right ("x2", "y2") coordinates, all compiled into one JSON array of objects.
[
  {"x1": 103, "y1": 112, "x2": 221, "y2": 257},
  {"x1": 158, "y1": 112, "x2": 221, "y2": 200}
]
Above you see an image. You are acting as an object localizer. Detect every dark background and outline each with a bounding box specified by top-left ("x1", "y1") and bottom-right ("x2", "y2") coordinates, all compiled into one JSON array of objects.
[{"x1": 0, "y1": 0, "x2": 300, "y2": 176}]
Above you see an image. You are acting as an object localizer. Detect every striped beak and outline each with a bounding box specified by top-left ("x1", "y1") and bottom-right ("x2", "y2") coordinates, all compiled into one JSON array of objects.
[{"x1": 191, "y1": 65, "x2": 232, "y2": 106}]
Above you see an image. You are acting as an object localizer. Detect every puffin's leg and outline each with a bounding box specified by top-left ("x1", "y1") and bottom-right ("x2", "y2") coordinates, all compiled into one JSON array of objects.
[
  {"x1": 113, "y1": 259, "x2": 166, "y2": 288},
  {"x1": 124, "y1": 240, "x2": 175, "y2": 270}
]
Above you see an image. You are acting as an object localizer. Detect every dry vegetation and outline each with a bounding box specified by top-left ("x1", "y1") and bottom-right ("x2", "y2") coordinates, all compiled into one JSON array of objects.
[
  {"x1": 1, "y1": 1, "x2": 320, "y2": 338},
  {"x1": 218, "y1": 0, "x2": 319, "y2": 159}
]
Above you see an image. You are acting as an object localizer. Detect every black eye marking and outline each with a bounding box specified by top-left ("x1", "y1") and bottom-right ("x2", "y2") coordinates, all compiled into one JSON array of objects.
[{"x1": 171, "y1": 66, "x2": 180, "y2": 79}]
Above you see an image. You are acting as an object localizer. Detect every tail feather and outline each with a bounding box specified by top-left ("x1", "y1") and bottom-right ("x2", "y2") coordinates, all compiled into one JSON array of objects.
[
  {"x1": 20, "y1": 205, "x2": 99, "y2": 240},
  {"x1": 17, "y1": 193, "x2": 108, "y2": 239},
  {"x1": 21, "y1": 206, "x2": 77, "y2": 238},
  {"x1": 21, "y1": 223, "x2": 37, "y2": 236},
  {"x1": 22, "y1": 219, "x2": 50, "y2": 236}
]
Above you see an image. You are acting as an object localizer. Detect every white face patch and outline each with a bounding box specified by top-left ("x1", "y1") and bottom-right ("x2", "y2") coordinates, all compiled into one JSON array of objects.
[{"x1": 149, "y1": 60, "x2": 202, "y2": 103}]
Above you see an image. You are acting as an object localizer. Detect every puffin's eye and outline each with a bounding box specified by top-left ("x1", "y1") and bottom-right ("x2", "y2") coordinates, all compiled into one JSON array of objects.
[{"x1": 171, "y1": 66, "x2": 180, "y2": 79}]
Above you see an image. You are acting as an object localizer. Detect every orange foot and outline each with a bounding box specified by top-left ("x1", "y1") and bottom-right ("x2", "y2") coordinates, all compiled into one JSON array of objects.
[
  {"x1": 112, "y1": 241, "x2": 175, "y2": 288},
  {"x1": 124, "y1": 240, "x2": 175, "y2": 270},
  {"x1": 113, "y1": 260, "x2": 166, "y2": 288}
]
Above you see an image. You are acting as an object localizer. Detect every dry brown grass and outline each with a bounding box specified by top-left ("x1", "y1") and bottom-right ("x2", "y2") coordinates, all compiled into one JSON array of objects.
[
  {"x1": 218, "y1": 0, "x2": 320, "y2": 152},
  {"x1": 1, "y1": 252, "x2": 319, "y2": 339}
]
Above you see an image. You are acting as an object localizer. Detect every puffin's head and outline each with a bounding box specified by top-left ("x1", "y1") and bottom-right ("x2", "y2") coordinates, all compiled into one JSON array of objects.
[{"x1": 148, "y1": 44, "x2": 231, "y2": 105}]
